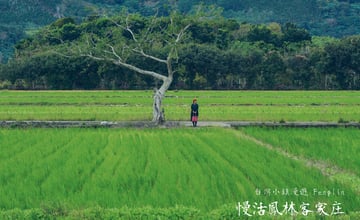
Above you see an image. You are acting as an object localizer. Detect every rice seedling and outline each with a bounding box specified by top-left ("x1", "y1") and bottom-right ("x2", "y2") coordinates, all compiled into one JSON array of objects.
[{"x1": 0, "y1": 127, "x2": 358, "y2": 217}]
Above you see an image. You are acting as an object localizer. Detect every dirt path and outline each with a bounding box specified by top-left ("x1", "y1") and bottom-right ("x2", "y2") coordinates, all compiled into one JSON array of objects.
[
  {"x1": 235, "y1": 130, "x2": 360, "y2": 195},
  {"x1": 1, "y1": 120, "x2": 360, "y2": 128}
]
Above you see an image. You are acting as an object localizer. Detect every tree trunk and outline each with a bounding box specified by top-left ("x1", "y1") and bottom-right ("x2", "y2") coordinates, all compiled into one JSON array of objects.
[
  {"x1": 152, "y1": 77, "x2": 172, "y2": 124},
  {"x1": 152, "y1": 89, "x2": 164, "y2": 124}
]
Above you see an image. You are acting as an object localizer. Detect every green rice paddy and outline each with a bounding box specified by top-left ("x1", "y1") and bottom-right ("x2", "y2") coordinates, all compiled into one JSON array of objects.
[
  {"x1": 242, "y1": 127, "x2": 360, "y2": 177},
  {"x1": 0, "y1": 127, "x2": 359, "y2": 219},
  {"x1": 0, "y1": 90, "x2": 360, "y2": 219},
  {"x1": 0, "y1": 90, "x2": 359, "y2": 121}
]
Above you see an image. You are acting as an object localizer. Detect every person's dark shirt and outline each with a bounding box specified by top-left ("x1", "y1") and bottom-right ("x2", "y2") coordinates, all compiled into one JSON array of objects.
[{"x1": 191, "y1": 103, "x2": 199, "y2": 116}]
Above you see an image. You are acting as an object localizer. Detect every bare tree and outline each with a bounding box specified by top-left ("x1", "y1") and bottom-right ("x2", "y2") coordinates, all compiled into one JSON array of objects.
[
  {"x1": 65, "y1": 12, "x2": 191, "y2": 124},
  {"x1": 55, "y1": 5, "x2": 222, "y2": 124}
]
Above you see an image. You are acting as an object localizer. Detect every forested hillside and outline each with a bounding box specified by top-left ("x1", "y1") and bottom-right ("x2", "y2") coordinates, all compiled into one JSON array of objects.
[
  {"x1": 0, "y1": 13, "x2": 359, "y2": 90},
  {"x1": 1, "y1": 0, "x2": 360, "y2": 62}
]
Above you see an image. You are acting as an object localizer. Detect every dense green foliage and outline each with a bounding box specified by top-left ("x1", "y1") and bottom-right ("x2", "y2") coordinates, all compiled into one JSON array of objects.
[
  {"x1": 0, "y1": 90, "x2": 359, "y2": 122},
  {"x1": 0, "y1": 12, "x2": 359, "y2": 90},
  {"x1": 0, "y1": 0, "x2": 359, "y2": 62},
  {"x1": 0, "y1": 127, "x2": 359, "y2": 219}
]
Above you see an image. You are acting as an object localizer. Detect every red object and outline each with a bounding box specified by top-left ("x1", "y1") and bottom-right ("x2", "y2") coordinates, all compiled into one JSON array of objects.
[{"x1": 192, "y1": 116, "x2": 198, "y2": 122}]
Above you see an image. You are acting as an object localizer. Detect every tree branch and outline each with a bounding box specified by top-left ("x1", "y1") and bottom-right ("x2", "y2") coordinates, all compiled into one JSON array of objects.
[
  {"x1": 107, "y1": 44, "x2": 123, "y2": 61},
  {"x1": 85, "y1": 53, "x2": 167, "y2": 81},
  {"x1": 61, "y1": 13, "x2": 193, "y2": 86},
  {"x1": 133, "y1": 48, "x2": 167, "y2": 64},
  {"x1": 115, "y1": 60, "x2": 168, "y2": 81},
  {"x1": 176, "y1": 24, "x2": 191, "y2": 43},
  {"x1": 108, "y1": 15, "x2": 164, "y2": 63}
]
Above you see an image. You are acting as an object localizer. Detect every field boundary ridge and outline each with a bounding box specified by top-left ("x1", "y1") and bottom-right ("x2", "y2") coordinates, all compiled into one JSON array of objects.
[
  {"x1": 236, "y1": 130, "x2": 360, "y2": 195},
  {"x1": 1, "y1": 120, "x2": 360, "y2": 128}
]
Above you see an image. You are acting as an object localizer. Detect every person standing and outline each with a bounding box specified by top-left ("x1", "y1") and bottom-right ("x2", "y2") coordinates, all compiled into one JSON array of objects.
[{"x1": 190, "y1": 98, "x2": 199, "y2": 127}]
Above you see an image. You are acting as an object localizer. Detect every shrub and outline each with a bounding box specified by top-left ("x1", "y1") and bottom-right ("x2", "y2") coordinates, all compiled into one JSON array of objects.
[
  {"x1": 338, "y1": 118, "x2": 349, "y2": 123},
  {"x1": 0, "y1": 80, "x2": 12, "y2": 89}
]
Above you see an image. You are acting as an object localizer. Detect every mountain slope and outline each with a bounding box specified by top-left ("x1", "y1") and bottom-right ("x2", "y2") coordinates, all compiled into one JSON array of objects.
[{"x1": 0, "y1": 0, "x2": 359, "y2": 62}]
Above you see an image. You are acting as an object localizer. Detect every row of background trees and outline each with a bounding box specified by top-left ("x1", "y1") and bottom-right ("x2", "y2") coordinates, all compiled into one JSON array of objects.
[{"x1": 0, "y1": 13, "x2": 359, "y2": 90}]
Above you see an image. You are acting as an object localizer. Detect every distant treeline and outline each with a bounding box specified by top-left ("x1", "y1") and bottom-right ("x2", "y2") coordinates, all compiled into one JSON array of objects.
[{"x1": 0, "y1": 15, "x2": 359, "y2": 90}]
